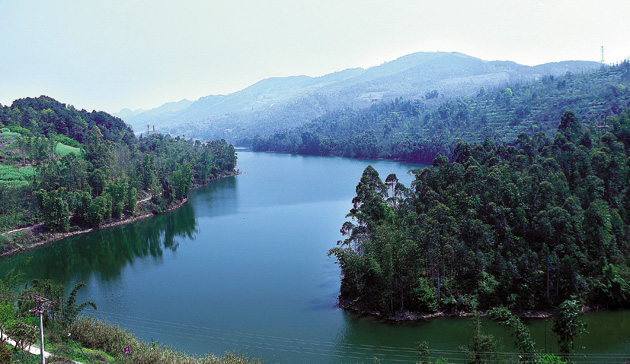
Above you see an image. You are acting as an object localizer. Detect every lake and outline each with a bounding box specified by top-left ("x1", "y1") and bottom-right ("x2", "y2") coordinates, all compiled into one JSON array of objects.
[{"x1": 1, "y1": 151, "x2": 629, "y2": 363}]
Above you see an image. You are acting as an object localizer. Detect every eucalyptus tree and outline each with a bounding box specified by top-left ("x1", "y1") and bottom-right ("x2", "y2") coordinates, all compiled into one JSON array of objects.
[{"x1": 552, "y1": 299, "x2": 587, "y2": 355}]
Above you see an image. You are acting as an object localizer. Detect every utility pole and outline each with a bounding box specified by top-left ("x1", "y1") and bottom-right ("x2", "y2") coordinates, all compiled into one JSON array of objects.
[
  {"x1": 25, "y1": 293, "x2": 53, "y2": 364},
  {"x1": 595, "y1": 120, "x2": 610, "y2": 143}
]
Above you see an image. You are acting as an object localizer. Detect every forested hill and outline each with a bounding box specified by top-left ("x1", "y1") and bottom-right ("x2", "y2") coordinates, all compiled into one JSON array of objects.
[
  {"x1": 0, "y1": 96, "x2": 236, "y2": 253},
  {"x1": 253, "y1": 61, "x2": 630, "y2": 164},
  {"x1": 2, "y1": 96, "x2": 135, "y2": 146},
  {"x1": 117, "y1": 52, "x2": 599, "y2": 142},
  {"x1": 329, "y1": 110, "x2": 630, "y2": 316}
]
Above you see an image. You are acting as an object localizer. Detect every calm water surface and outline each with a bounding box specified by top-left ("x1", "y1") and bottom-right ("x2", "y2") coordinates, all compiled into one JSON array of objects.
[{"x1": 1, "y1": 151, "x2": 629, "y2": 363}]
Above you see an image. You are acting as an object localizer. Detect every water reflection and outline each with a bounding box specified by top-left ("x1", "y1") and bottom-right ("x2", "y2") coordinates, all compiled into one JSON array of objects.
[
  {"x1": 1, "y1": 153, "x2": 629, "y2": 364},
  {"x1": 188, "y1": 176, "x2": 238, "y2": 219},
  {"x1": 0, "y1": 196, "x2": 199, "y2": 284}
]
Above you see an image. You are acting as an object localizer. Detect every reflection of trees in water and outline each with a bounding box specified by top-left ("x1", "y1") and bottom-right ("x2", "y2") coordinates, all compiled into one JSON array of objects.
[
  {"x1": 0, "y1": 201, "x2": 198, "y2": 284},
  {"x1": 333, "y1": 312, "x2": 450, "y2": 363},
  {"x1": 188, "y1": 177, "x2": 238, "y2": 218},
  {"x1": 334, "y1": 310, "x2": 630, "y2": 361}
]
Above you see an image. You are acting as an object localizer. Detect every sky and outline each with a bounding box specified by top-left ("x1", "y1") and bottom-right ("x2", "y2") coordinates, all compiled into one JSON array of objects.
[{"x1": 1, "y1": 0, "x2": 629, "y2": 114}]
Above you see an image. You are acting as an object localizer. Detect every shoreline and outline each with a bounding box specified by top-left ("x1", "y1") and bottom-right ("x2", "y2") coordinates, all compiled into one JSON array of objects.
[
  {"x1": 0, "y1": 171, "x2": 240, "y2": 259},
  {"x1": 338, "y1": 298, "x2": 560, "y2": 321}
]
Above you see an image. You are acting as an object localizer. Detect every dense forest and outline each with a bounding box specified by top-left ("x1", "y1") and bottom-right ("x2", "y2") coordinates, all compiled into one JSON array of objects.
[
  {"x1": 0, "y1": 96, "x2": 237, "y2": 252},
  {"x1": 329, "y1": 109, "x2": 630, "y2": 316},
  {"x1": 253, "y1": 62, "x2": 630, "y2": 164}
]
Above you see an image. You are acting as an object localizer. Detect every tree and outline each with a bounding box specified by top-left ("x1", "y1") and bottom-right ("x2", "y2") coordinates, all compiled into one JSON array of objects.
[
  {"x1": 0, "y1": 303, "x2": 15, "y2": 343},
  {"x1": 83, "y1": 125, "x2": 112, "y2": 171},
  {"x1": 70, "y1": 190, "x2": 92, "y2": 226},
  {"x1": 462, "y1": 312, "x2": 500, "y2": 364},
  {"x1": 85, "y1": 195, "x2": 109, "y2": 227},
  {"x1": 30, "y1": 280, "x2": 96, "y2": 330},
  {"x1": 173, "y1": 163, "x2": 194, "y2": 200},
  {"x1": 138, "y1": 154, "x2": 158, "y2": 192},
  {"x1": 385, "y1": 173, "x2": 399, "y2": 209},
  {"x1": 497, "y1": 88, "x2": 513, "y2": 106},
  {"x1": 558, "y1": 111, "x2": 582, "y2": 144},
  {"x1": 6, "y1": 319, "x2": 37, "y2": 351},
  {"x1": 105, "y1": 179, "x2": 128, "y2": 218},
  {"x1": 60, "y1": 282, "x2": 97, "y2": 329},
  {"x1": 415, "y1": 341, "x2": 431, "y2": 364},
  {"x1": 89, "y1": 168, "x2": 107, "y2": 196},
  {"x1": 411, "y1": 278, "x2": 437, "y2": 313},
  {"x1": 552, "y1": 299, "x2": 587, "y2": 354},
  {"x1": 583, "y1": 199, "x2": 613, "y2": 265},
  {"x1": 34, "y1": 189, "x2": 70, "y2": 232},
  {"x1": 488, "y1": 307, "x2": 537, "y2": 362},
  {"x1": 125, "y1": 186, "x2": 137, "y2": 215},
  {"x1": 348, "y1": 165, "x2": 389, "y2": 230}
]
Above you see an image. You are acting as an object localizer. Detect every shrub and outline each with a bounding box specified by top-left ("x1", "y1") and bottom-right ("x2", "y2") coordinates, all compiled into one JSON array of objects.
[
  {"x1": 0, "y1": 341, "x2": 12, "y2": 364},
  {"x1": 537, "y1": 354, "x2": 567, "y2": 364},
  {"x1": 70, "y1": 317, "x2": 261, "y2": 364}
]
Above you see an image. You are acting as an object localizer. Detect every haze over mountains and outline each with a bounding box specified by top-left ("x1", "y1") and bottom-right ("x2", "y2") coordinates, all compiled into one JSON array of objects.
[{"x1": 116, "y1": 52, "x2": 601, "y2": 143}]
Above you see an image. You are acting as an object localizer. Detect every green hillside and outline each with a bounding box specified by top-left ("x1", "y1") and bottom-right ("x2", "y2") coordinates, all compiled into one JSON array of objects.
[
  {"x1": 329, "y1": 109, "x2": 630, "y2": 315},
  {"x1": 0, "y1": 96, "x2": 237, "y2": 252},
  {"x1": 253, "y1": 61, "x2": 630, "y2": 163}
]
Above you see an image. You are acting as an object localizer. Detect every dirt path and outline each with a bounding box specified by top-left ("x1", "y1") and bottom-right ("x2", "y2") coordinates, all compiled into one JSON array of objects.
[
  {"x1": 0, "y1": 223, "x2": 44, "y2": 237},
  {"x1": 0, "y1": 195, "x2": 153, "y2": 237},
  {"x1": 0, "y1": 172, "x2": 238, "y2": 257},
  {"x1": 0, "y1": 197, "x2": 187, "y2": 258},
  {"x1": 2, "y1": 332, "x2": 83, "y2": 364}
]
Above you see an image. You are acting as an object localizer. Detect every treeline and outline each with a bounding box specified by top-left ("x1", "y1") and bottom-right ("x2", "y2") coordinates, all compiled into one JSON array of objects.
[
  {"x1": 253, "y1": 61, "x2": 630, "y2": 164},
  {"x1": 0, "y1": 96, "x2": 236, "y2": 246},
  {"x1": 329, "y1": 110, "x2": 630, "y2": 316},
  {"x1": 0, "y1": 95, "x2": 135, "y2": 146}
]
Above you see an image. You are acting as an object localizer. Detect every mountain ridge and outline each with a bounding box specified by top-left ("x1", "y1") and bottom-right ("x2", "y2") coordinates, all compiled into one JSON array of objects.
[{"x1": 115, "y1": 52, "x2": 601, "y2": 141}]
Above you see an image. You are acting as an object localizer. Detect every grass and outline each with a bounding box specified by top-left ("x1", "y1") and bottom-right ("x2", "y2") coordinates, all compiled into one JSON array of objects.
[
  {"x1": 55, "y1": 142, "x2": 81, "y2": 157},
  {"x1": 9, "y1": 346, "x2": 92, "y2": 364},
  {"x1": 0, "y1": 129, "x2": 21, "y2": 139},
  {"x1": 6, "y1": 325, "x2": 116, "y2": 364},
  {"x1": 46, "y1": 341, "x2": 115, "y2": 363},
  {"x1": 0, "y1": 165, "x2": 34, "y2": 188},
  {"x1": 10, "y1": 350, "x2": 42, "y2": 364},
  {"x1": 70, "y1": 317, "x2": 263, "y2": 364}
]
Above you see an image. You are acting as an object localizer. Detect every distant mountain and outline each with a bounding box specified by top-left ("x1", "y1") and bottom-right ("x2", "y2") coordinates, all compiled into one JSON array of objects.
[
  {"x1": 252, "y1": 61, "x2": 630, "y2": 163},
  {"x1": 114, "y1": 99, "x2": 192, "y2": 132},
  {"x1": 117, "y1": 52, "x2": 601, "y2": 142},
  {"x1": 115, "y1": 107, "x2": 146, "y2": 119}
]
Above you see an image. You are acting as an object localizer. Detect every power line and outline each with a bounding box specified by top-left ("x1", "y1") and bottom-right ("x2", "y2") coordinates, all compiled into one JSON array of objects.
[
  {"x1": 89, "y1": 311, "x2": 422, "y2": 362},
  {"x1": 6, "y1": 296, "x2": 626, "y2": 363},
  {"x1": 86, "y1": 310, "x2": 630, "y2": 363},
  {"x1": 92, "y1": 310, "x2": 628, "y2": 358},
  {"x1": 91, "y1": 310, "x2": 420, "y2": 353},
  {"x1": 90, "y1": 313, "x2": 423, "y2": 363},
  {"x1": 91, "y1": 309, "x2": 627, "y2": 360}
]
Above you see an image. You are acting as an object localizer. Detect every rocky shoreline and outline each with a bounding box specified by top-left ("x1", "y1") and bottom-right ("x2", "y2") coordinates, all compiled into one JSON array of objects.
[{"x1": 338, "y1": 298, "x2": 558, "y2": 321}]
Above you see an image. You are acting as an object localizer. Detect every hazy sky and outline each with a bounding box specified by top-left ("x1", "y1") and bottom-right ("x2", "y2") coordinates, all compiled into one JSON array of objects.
[{"x1": 1, "y1": 0, "x2": 629, "y2": 114}]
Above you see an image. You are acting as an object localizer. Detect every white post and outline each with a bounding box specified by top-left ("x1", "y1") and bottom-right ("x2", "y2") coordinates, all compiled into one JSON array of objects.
[{"x1": 39, "y1": 311, "x2": 45, "y2": 364}]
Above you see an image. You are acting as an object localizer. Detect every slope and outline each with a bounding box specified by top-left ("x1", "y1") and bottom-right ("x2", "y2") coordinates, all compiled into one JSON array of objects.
[
  {"x1": 117, "y1": 52, "x2": 600, "y2": 142},
  {"x1": 253, "y1": 61, "x2": 630, "y2": 164}
]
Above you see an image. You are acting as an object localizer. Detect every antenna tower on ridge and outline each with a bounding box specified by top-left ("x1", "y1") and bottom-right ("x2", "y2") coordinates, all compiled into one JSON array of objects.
[{"x1": 601, "y1": 45, "x2": 605, "y2": 64}]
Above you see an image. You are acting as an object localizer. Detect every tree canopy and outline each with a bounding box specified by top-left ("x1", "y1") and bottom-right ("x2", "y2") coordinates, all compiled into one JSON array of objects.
[
  {"x1": 0, "y1": 96, "x2": 237, "y2": 248},
  {"x1": 254, "y1": 61, "x2": 630, "y2": 164},
  {"x1": 329, "y1": 109, "x2": 630, "y2": 315}
]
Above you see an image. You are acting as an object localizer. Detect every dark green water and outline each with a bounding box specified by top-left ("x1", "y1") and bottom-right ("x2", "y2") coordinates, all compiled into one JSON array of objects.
[{"x1": 1, "y1": 151, "x2": 629, "y2": 363}]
